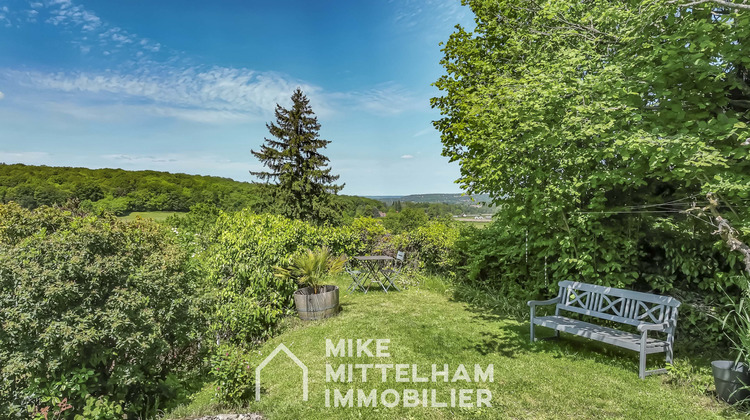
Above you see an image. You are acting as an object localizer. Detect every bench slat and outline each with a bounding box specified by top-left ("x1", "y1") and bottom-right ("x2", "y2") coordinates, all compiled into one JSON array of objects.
[
  {"x1": 533, "y1": 315, "x2": 669, "y2": 354},
  {"x1": 559, "y1": 305, "x2": 659, "y2": 328},
  {"x1": 558, "y1": 281, "x2": 681, "y2": 307}
]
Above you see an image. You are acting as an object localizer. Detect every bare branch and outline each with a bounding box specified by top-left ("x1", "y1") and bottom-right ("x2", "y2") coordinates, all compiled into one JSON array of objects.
[{"x1": 705, "y1": 193, "x2": 750, "y2": 274}]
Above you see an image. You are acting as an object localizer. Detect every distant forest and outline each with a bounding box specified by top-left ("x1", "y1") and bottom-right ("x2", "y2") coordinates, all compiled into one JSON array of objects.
[{"x1": 0, "y1": 163, "x2": 384, "y2": 219}]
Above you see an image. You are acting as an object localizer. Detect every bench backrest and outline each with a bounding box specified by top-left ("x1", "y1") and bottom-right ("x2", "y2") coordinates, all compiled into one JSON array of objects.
[{"x1": 556, "y1": 281, "x2": 681, "y2": 328}]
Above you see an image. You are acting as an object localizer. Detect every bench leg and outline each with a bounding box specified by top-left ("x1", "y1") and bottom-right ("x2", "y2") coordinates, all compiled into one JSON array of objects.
[
  {"x1": 639, "y1": 332, "x2": 647, "y2": 380},
  {"x1": 666, "y1": 337, "x2": 674, "y2": 364},
  {"x1": 530, "y1": 322, "x2": 535, "y2": 343},
  {"x1": 639, "y1": 349, "x2": 647, "y2": 380}
]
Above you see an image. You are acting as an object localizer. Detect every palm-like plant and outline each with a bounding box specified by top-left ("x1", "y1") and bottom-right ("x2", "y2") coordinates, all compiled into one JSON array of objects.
[
  {"x1": 275, "y1": 247, "x2": 346, "y2": 294},
  {"x1": 723, "y1": 283, "x2": 750, "y2": 367}
]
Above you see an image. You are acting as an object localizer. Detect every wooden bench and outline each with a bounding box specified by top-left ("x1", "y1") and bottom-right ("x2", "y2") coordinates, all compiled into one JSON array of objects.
[{"x1": 528, "y1": 280, "x2": 681, "y2": 379}]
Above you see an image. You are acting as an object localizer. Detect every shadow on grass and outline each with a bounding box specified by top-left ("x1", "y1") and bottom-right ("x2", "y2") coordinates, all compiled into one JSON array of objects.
[
  {"x1": 449, "y1": 281, "x2": 700, "y2": 379},
  {"x1": 471, "y1": 328, "x2": 530, "y2": 358}
]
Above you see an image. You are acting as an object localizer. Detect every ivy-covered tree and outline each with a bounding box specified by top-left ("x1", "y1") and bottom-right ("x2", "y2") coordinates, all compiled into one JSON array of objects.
[{"x1": 251, "y1": 88, "x2": 344, "y2": 224}]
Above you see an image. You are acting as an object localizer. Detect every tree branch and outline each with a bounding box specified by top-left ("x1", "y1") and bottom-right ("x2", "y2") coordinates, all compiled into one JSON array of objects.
[
  {"x1": 670, "y1": 0, "x2": 750, "y2": 11},
  {"x1": 703, "y1": 193, "x2": 750, "y2": 275}
]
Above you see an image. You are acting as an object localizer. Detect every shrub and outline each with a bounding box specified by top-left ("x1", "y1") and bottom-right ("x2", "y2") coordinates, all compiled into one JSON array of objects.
[
  {"x1": 209, "y1": 345, "x2": 255, "y2": 404},
  {"x1": 0, "y1": 203, "x2": 203, "y2": 418},
  {"x1": 177, "y1": 208, "x2": 461, "y2": 346},
  {"x1": 453, "y1": 211, "x2": 749, "y2": 353},
  {"x1": 395, "y1": 221, "x2": 461, "y2": 275}
]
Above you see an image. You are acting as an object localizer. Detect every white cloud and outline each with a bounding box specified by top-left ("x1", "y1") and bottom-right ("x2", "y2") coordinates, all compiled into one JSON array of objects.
[
  {"x1": 28, "y1": 0, "x2": 162, "y2": 60},
  {"x1": 1, "y1": 1, "x2": 425, "y2": 123},
  {"x1": 101, "y1": 154, "x2": 177, "y2": 164},
  {"x1": 392, "y1": 0, "x2": 473, "y2": 30},
  {"x1": 401, "y1": 154, "x2": 414, "y2": 159},
  {"x1": 330, "y1": 82, "x2": 424, "y2": 116},
  {"x1": 0, "y1": 91, "x2": 4, "y2": 100},
  {"x1": 6, "y1": 67, "x2": 326, "y2": 123},
  {"x1": 46, "y1": 1, "x2": 102, "y2": 32},
  {"x1": 97, "y1": 152, "x2": 258, "y2": 178}
]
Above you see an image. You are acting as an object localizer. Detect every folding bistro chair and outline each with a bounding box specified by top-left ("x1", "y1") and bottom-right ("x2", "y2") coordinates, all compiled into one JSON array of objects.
[
  {"x1": 381, "y1": 251, "x2": 404, "y2": 291},
  {"x1": 345, "y1": 266, "x2": 368, "y2": 294}
]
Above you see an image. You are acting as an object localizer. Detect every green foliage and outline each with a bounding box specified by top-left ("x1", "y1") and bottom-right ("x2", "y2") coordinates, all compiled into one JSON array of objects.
[
  {"x1": 349, "y1": 217, "x2": 387, "y2": 249},
  {"x1": 251, "y1": 88, "x2": 344, "y2": 225},
  {"x1": 723, "y1": 280, "x2": 750, "y2": 365},
  {"x1": 0, "y1": 163, "x2": 269, "y2": 213},
  {"x1": 0, "y1": 203, "x2": 204, "y2": 418},
  {"x1": 433, "y1": 0, "x2": 750, "y2": 354},
  {"x1": 275, "y1": 247, "x2": 346, "y2": 293},
  {"x1": 172, "y1": 205, "x2": 461, "y2": 345},
  {"x1": 383, "y1": 206, "x2": 428, "y2": 233},
  {"x1": 177, "y1": 274, "x2": 731, "y2": 419},
  {"x1": 666, "y1": 359, "x2": 714, "y2": 395},
  {"x1": 79, "y1": 395, "x2": 125, "y2": 420},
  {"x1": 392, "y1": 221, "x2": 461, "y2": 275},
  {"x1": 200, "y1": 211, "x2": 360, "y2": 344},
  {"x1": 209, "y1": 345, "x2": 255, "y2": 404}
]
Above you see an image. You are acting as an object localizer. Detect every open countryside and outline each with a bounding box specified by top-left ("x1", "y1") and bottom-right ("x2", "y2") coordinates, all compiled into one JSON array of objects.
[{"x1": 1, "y1": 1, "x2": 749, "y2": 420}]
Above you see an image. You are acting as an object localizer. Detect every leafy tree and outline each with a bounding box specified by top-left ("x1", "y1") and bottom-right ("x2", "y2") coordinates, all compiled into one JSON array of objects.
[
  {"x1": 251, "y1": 88, "x2": 344, "y2": 224},
  {"x1": 433, "y1": 0, "x2": 750, "y2": 351},
  {"x1": 383, "y1": 206, "x2": 428, "y2": 233},
  {"x1": 73, "y1": 182, "x2": 104, "y2": 202}
]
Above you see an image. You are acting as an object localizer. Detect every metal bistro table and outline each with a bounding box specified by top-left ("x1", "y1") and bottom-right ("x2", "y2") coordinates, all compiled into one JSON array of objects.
[{"x1": 351, "y1": 255, "x2": 400, "y2": 293}]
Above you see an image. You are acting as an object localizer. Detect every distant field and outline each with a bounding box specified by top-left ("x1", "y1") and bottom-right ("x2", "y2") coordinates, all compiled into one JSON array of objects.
[
  {"x1": 455, "y1": 217, "x2": 492, "y2": 228},
  {"x1": 119, "y1": 211, "x2": 185, "y2": 222}
]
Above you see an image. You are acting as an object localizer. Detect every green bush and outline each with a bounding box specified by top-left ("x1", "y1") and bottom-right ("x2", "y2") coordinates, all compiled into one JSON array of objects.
[
  {"x1": 383, "y1": 221, "x2": 461, "y2": 277},
  {"x1": 202, "y1": 211, "x2": 369, "y2": 345},
  {"x1": 452, "y1": 210, "x2": 749, "y2": 354},
  {"x1": 209, "y1": 345, "x2": 255, "y2": 404},
  {"x1": 171, "y1": 208, "x2": 461, "y2": 347},
  {"x1": 383, "y1": 207, "x2": 428, "y2": 233},
  {"x1": 0, "y1": 203, "x2": 204, "y2": 418}
]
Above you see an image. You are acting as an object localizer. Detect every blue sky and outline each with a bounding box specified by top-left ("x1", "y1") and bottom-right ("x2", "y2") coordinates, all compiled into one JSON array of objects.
[{"x1": 0, "y1": 0, "x2": 473, "y2": 196}]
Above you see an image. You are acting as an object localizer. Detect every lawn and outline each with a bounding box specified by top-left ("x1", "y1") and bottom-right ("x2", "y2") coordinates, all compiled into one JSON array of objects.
[
  {"x1": 171, "y1": 275, "x2": 741, "y2": 419},
  {"x1": 118, "y1": 211, "x2": 185, "y2": 222}
]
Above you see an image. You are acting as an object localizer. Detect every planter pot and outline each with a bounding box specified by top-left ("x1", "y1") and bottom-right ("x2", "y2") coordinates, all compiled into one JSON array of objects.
[
  {"x1": 712, "y1": 360, "x2": 750, "y2": 405},
  {"x1": 293, "y1": 285, "x2": 339, "y2": 321}
]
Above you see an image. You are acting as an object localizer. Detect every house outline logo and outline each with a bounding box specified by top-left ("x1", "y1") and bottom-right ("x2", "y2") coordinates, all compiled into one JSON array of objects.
[{"x1": 255, "y1": 343, "x2": 308, "y2": 401}]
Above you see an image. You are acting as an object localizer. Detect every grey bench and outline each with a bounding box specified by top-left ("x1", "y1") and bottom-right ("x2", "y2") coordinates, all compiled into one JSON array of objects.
[{"x1": 528, "y1": 280, "x2": 681, "y2": 379}]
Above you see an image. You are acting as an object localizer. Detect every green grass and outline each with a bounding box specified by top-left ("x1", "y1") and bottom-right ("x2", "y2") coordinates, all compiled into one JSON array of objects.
[
  {"x1": 118, "y1": 211, "x2": 185, "y2": 222},
  {"x1": 170, "y1": 275, "x2": 742, "y2": 420}
]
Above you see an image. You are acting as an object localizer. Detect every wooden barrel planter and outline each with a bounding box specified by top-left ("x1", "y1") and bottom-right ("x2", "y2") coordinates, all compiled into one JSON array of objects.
[{"x1": 293, "y1": 285, "x2": 339, "y2": 321}]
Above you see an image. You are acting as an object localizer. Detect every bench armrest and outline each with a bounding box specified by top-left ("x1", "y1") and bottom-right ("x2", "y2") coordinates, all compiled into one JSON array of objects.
[
  {"x1": 637, "y1": 321, "x2": 674, "y2": 332},
  {"x1": 527, "y1": 296, "x2": 561, "y2": 307}
]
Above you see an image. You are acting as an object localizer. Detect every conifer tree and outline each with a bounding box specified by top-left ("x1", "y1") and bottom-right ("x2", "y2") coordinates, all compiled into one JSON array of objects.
[{"x1": 251, "y1": 88, "x2": 343, "y2": 224}]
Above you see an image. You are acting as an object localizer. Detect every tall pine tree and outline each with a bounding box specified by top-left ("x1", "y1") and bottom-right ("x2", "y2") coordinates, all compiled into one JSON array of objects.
[{"x1": 251, "y1": 88, "x2": 343, "y2": 224}]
